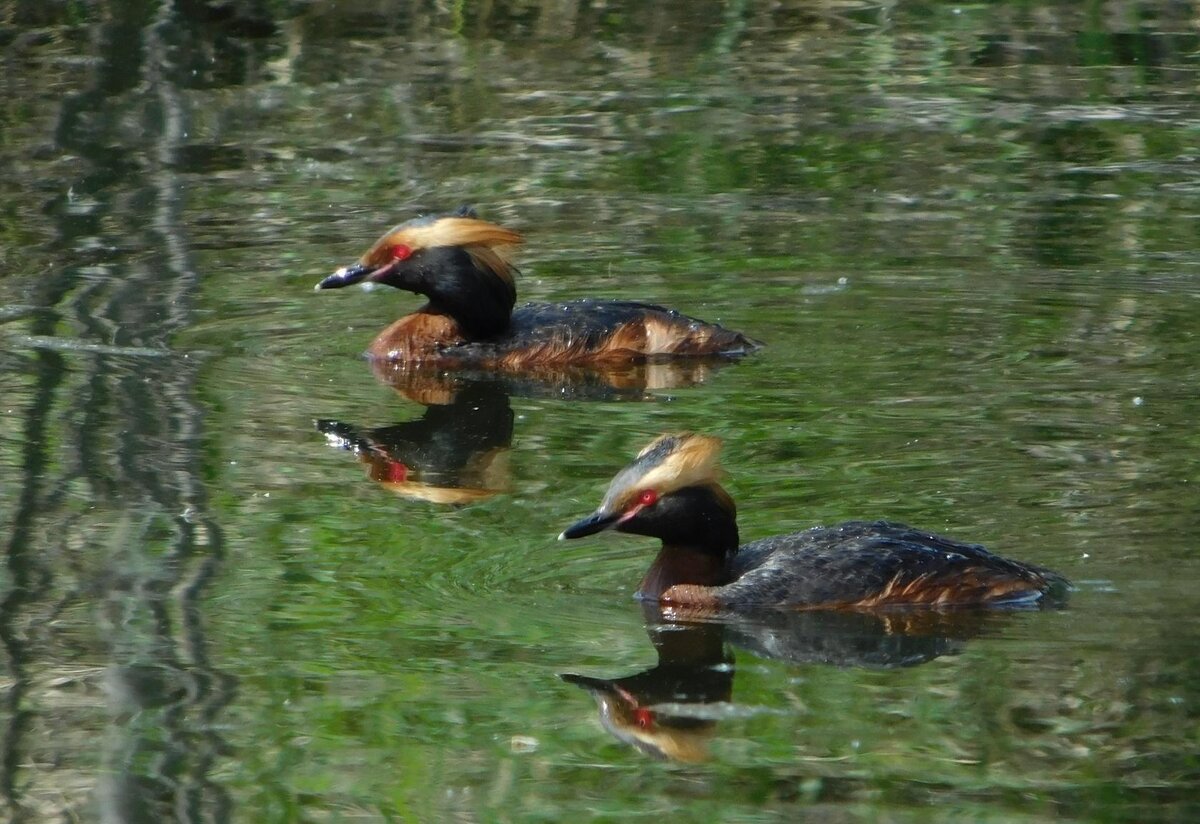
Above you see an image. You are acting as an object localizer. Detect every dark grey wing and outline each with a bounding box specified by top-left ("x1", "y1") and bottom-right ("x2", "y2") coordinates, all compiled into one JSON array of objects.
[{"x1": 721, "y1": 520, "x2": 1061, "y2": 608}]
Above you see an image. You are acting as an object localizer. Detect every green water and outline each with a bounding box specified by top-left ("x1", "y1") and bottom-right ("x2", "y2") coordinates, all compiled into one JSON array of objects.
[{"x1": 2, "y1": 1, "x2": 1199, "y2": 821}]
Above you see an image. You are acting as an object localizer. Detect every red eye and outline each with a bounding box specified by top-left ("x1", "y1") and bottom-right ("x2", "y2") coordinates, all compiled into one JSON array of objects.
[
  {"x1": 634, "y1": 708, "x2": 654, "y2": 729},
  {"x1": 638, "y1": 489, "x2": 658, "y2": 507},
  {"x1": 391, "y1": 244, "x2": 412, "y2": 261}
]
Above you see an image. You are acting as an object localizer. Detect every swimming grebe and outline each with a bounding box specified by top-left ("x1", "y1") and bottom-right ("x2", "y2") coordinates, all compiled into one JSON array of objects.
[
  {"x1": 315, "y1": 208, "x2": 760, "y2": 367},
  {"x1": 559, "y1": 433, "x2": 1069, "y2": 610}
]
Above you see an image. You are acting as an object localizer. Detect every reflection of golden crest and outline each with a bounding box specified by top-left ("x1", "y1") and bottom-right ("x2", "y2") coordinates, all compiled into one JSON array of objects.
[
  {"x1": 562, "y1": 617, "x2": 732, "y2": 763},
  {"x1": 330, "y1": 353, "x2": 744, "y2": 508},
  {"x1": 362, "y1": 447, "x2": 510, "y2": 505},
  {"x1": 572, "y1": 684, "x2": 713, "y2": 763}
]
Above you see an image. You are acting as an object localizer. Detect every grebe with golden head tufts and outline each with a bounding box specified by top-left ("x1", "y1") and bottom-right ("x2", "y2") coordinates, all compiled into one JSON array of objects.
[
  {"x1": 560, "y1": 433, "x2": 1069, "y2": 611},
  {"x1": 316, "y1": 208, "x2": 761, "y2": 368}
]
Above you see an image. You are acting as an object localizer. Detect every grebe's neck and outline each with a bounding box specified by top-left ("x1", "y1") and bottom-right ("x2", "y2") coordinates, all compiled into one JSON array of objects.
[
  {"x1": 632, "y1": 485, "x2": 740, "y2": 600},
  {"x1": 637, "y1": 545, "x2": 732, "y2": 600},
  {"x1": 406, "y1": 246, "x2": 515, "y2": 339}
]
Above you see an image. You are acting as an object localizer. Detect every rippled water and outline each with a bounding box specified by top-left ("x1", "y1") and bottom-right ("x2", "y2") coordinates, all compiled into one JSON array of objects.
[{"x1": 2, "y1": 1, "x2": 1199, "y2": 821}]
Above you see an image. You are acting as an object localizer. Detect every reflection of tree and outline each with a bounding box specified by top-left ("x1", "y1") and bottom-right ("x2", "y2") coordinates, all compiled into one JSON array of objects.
[{"x1": 0, "y1": 3, "x2": 265, "y2": 821}]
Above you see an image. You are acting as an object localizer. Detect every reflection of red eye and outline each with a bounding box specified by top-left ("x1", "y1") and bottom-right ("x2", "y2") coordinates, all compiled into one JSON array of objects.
[
  {"x1": 638, "y1": 489, "x2": 658, "y2": 507},
  {"x1": 384, "y1": 461, "x2": 408, "y2": 483},
  {"x1": 391, "y1": 244, "x2": 412, "y2": 261}
]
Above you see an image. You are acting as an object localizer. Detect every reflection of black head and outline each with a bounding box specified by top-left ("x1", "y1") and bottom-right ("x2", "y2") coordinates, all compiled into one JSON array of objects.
[
  {"x1": 381, "y1": 379, "x2": 514, "y2": 470},
  {"x1": 315, "y1": 379, "x2": 513, "y2": 490},
  {"x1": 561, "y1": 618, "x2": 733, "y2": 762}
]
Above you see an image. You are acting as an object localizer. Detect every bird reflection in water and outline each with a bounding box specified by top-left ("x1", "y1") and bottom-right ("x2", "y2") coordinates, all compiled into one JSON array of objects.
[
  {"x1": 562, "y1": 606, "x2": 1009, "y2": 762},
  {"x1": 318, "y1": 358, "x2": 747, "y2": 504},
  {"x1": 316, "y1": 376, "x2": 515, "y2": 505},
  {"x1": 562, "y1": 606, "x2": 733, "y2": 763},
  {"x1": 368, "y1": 354, "x2": 745, "y2": 403}
]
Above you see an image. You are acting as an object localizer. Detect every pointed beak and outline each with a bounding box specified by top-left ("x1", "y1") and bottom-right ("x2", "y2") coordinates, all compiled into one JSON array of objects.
[
  {"x1": 558, "y1": 509, "x2": 619, "y2": 540},
  {"x1": 315, "y1": 260, "x2": 398, "y2": 291},
  {"x1": 314, "y1": 419, "x2": 366, "y2": 452},
  {"x1": 559, "y1": 672, "x2": 615, "y2": 691}
]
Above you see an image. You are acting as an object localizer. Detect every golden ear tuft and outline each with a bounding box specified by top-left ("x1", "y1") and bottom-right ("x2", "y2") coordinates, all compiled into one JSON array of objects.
[
  {"x1": 634, "y1": 432, "x2": 723, "y2": 495},
  {"x1": 362, "y1": 217, "x2": 522, "y2": 272},
  {"x1": 399, "y1": 217, "x2": 522, "y2": 251}
]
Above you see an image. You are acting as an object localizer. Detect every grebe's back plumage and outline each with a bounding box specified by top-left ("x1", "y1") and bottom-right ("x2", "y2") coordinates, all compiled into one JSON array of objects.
[
  {"x1": 316, "y1": 209, "x2": 760, "y2": 367},
  {"x1": 559, "y1": 434, "x2": 1069, "y2": 611},
  {"x1": 722, "y1": 519, "x2": 1063, "y2": 609}
]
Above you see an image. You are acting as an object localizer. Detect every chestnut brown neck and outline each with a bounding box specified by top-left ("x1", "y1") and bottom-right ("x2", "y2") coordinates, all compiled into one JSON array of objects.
[
  {"x1": 616, "y1": 485, "x2": 740, "y2": 601},
  {"x1": 636, "y1": 545, "x2": 733, "y2": 601},
  {"x1": 366, "y1": 308, "x2": 466, "y2": 361}
]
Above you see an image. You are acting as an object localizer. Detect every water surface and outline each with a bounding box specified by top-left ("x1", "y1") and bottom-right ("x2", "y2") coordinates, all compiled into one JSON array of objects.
[{"x1": 1, "y1": 1, "x2": 1198, "y2": 821}]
